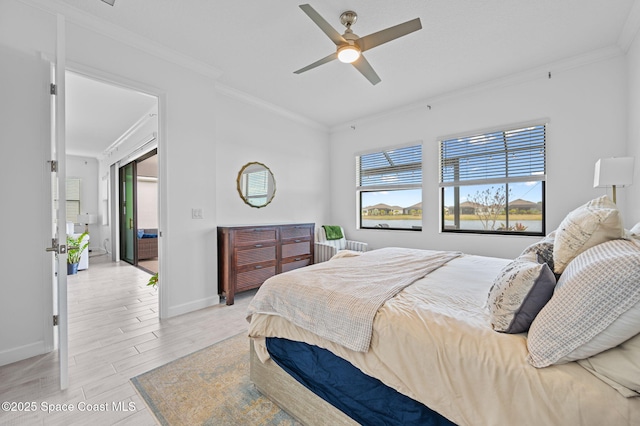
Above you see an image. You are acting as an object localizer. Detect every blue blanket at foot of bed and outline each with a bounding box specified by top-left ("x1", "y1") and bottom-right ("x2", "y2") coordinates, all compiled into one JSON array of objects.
[{"x1": 266, "y1": 337, "x2": 457, "y2": 426}]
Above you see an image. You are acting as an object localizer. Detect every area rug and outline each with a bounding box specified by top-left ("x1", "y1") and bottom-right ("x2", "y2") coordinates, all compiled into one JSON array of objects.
[{"x1": 131, "y1": 333, "x2": 301, "y2": 425}]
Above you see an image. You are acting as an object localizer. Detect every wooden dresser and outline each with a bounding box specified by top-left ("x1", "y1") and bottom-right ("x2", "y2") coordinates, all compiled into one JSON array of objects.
[{"x1": 217, "y1": 223, "x2": 314, "y2": 305}]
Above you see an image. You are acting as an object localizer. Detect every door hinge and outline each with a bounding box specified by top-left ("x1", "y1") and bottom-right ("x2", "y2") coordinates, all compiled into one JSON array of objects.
[
  {"x1": 53, "y1": 315, "x2": 59, "y2": 326},
  {"x1": 49, "y1": 160, "x2": 58, "y2": 173},
  {"x1": 50, "y1": 83, "x2": 57, "y2": 95}
]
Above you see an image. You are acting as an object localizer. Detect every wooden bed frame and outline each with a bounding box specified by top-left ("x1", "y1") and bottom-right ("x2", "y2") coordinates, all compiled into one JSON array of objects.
[{"x1": 249, "y1": 340, "x2": 358, "y2": 426}]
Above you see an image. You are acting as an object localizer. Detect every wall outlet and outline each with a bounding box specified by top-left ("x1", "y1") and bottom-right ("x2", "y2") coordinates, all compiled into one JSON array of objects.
[{"x1": 192, "y1": 208, "x2": 203, "y2": 219}]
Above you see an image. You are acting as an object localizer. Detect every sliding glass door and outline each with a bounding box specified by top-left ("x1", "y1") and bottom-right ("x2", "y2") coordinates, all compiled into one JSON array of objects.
[{"x1": 119, "y1": 161, "x2": 136, "y2": 265}]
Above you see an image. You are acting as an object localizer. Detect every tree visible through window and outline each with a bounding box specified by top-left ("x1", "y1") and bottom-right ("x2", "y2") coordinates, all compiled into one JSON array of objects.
[
  {"x1": 357, "y1": 144, "x2": 422, "y2": 230},
  {"x1": 439, "y1": 124, "x2": 546, "y2": 235}
]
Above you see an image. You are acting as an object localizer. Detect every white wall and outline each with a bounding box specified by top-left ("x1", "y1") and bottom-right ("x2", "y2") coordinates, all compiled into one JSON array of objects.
[
  {"x1": 214, "y1": 92, "x2": 330, "y2": 228},
  {"x1": 329, "y1": 55, "x2": 629, "y2": 259},
  {"x1": 0, "y1": 1, "x2": 57, "y2": 365},
  {"x1": 627, "y1": 30, "x2": 640, "y2": 226}
]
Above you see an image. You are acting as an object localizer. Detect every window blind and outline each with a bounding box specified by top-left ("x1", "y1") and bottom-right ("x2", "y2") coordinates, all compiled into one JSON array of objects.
[
  {"x1": 439, "y1": 125, "x2": 546, "y2": 187},
  {"x1": 357, "y1": 144, "x2": 422, "y2": 189}
]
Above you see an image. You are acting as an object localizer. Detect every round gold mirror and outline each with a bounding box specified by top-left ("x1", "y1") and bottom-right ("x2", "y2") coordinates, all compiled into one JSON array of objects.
[{"x1": 236, "y1": 162, "x2": 276, "y2": 208}]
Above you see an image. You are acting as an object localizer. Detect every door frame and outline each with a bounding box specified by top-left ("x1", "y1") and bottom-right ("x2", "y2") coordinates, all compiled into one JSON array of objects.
[{"x1": 64, "y1": 62, "x2": 166, "y2": 318}]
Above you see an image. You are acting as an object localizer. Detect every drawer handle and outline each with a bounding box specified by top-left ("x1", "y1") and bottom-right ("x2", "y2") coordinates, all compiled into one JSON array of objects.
[
  {"x1": 254, "y1": 244, "x2": 263, "y2": 248},
  {"x1": 294, "y1": 239, "x2": 301, "y2": 243},
  {"x1": 255, "y1": 265, "x2": 263, "y2": 269},
  {"x1": 295, "y1": 258, "x2": 302, "y2": 261}
]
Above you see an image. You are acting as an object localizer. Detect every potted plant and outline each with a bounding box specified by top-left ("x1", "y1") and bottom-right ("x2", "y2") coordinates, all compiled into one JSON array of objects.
[
  {"x1": 67, "y1": 231, "x2": 89, "y2": 275},
  {"x1": 147, "y1": 272, "x2": 158, "y2": 288}
]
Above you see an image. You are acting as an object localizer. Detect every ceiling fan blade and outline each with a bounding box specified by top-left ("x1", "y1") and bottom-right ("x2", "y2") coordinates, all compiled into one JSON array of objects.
[
  {"x1": 356, "y1": 18, "x2": 422, "y2": 52},
  {"x1": 294, "y1": 52, "x2": 338, "y2": 74},
  {"x1": 299, "y1": 4, "x2": 346, "y2": 46},
  {"x1": 352, "y1": 55, "x2": 381, "y2": 85}
]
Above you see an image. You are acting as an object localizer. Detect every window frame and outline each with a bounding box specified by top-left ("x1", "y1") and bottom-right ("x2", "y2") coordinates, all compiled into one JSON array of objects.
[
  {"x1": 439, "y1": 122, "x2": 546, "y2": 237},
  {"x1": 356, "y1": 142, "x2": 423, "y2": 231}
]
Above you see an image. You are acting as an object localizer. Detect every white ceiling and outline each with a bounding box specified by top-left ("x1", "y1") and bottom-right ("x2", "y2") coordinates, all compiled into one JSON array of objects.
[
  {"x1": 66, "y1": 71, "x2": 157, "y2": 157},
  {"x1": 59, "y1": 0, "x2": 638, "y2": 157}
]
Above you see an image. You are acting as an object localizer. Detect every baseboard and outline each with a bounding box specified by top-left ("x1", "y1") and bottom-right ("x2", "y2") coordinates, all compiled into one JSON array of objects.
[
  {"x1": 0, "y1": 341, "x2": 48, "y2": 367},
  {"x1": 166, "y1": 295, "x2": 220, "y2": 318}
]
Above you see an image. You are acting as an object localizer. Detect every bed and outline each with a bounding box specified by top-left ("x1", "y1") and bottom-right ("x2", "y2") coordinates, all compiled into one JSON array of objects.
[{"x1": 246, "y1": 196, "x2": 640, "y2": 426}]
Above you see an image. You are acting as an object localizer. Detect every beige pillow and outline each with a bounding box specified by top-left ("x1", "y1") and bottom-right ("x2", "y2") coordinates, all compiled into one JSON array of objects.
[
  {"x1": 578, "y1": 333, "x2": 640, "y2": 397},
  {"x1": 552, "y1": 196, "x2": 624, "y2": 274},
  {"x1": 527, "y1": 239, "x2": 640, "y2": 368}
]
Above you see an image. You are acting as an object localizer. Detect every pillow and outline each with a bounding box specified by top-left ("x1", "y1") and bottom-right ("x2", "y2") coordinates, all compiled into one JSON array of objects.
[
  {"x1": 487, "y1": 251, "x2": 556, "y2": 334},
  {"x1": 578, "y1": 333, "x2": 640, "y2": 397},
  {"x1": 520, "y1": 230, "x2": 556, "y2": 272},
  {"x1": 552, "y1": 196, "x2": 624, "y2": 274},
  {"x1": 627, "y1": 222, "x2": 640, "y2": 240},
  {"x1": 527, "y1": 239, "x2": 640, "y2": 368}
]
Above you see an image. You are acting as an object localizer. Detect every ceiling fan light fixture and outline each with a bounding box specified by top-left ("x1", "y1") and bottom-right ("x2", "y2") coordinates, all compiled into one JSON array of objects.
[{"x1": 337, "y1": 45, "x2": 360, "y2": 63}]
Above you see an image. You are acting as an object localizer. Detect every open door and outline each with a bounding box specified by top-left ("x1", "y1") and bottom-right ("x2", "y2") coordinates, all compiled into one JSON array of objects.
[
  {"x1": 118, "y1": 149, "x2": 158, "y2": 269},
  {"x1": 46, "y1": 15, "x2": 69, "y2": 390},
  {"x1": 119, "y1": 161, "x2": 136, "y2": 265}
]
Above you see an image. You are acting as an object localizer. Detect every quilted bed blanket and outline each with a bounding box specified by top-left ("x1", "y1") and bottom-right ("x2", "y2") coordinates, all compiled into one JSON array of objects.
[{"x1": 246, "y1": 247, "x2": 460, "y2": 352}]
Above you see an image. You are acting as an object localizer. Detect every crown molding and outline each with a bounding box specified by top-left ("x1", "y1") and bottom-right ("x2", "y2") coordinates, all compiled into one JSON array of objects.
[
  {"x1": 215, "y1": 83, "x2": 327, "y2": 132},
  {"x1": 330, "y1": 45, "x2": 625, "y2": 133},
  {"x1": 17, "y1": 0, "x2": 222, "y2": 79},
  {"x1": 618, "y1": 0, "x2": 640, "y2": 52}
]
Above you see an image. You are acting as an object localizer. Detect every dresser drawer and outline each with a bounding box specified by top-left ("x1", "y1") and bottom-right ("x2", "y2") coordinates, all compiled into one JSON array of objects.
[
  {"x1": 280, "y1": 225, "x2": 312, "y2": 241},
  {"x1": 281, "y1": 256, "x2": 312, "y2": 273},
  {"x1": 236, "y1": 245, "x2": 277, "y2": 266},
  {"x1": 282, "y1": 240, "x2": 311, "y2": 259},
  {"x1": 236, "y1": 265, "x2": 276, "y2": 291},
  {"x1": 234, "y1": 227, "x2": 277, "y2": 246}
]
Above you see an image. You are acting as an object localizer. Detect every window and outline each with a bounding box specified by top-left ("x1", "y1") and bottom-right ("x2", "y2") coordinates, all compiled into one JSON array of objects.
[
  {"x1": 439, "y1": 124, "x2": 546, "y2": 235},
  {"x1": 66, "y1": 178, "x2": 81, "y2": 223},
  {"x1": 53, "y1": 177, "x2": 82, "y2": 223},
  {"x1": 357, "y1": 143, "x2": 422, "y2": 230}
]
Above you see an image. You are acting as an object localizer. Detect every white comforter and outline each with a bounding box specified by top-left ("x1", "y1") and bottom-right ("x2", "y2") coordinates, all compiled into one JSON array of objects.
[{"x1": 248, "y1": 252, "x2": 640, "y2": 426}]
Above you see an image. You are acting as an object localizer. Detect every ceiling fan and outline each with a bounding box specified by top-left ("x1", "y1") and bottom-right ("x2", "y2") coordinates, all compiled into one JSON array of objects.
[{"x1": 294, "y1": 4, "x2": 422, "y2": 85}]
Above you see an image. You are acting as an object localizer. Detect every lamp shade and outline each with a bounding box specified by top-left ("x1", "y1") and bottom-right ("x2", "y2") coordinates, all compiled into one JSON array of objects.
[
  {"x1": 77, "y1": 213, "x2": 98, "y2": 225},
  {"x1": 593, "y1": 157, "x2": 634, "y2": 188}
]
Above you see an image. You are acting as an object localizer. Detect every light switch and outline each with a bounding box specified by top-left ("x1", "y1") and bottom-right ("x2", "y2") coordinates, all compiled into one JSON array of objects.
[{"x1": 192, "y1": 208, "x2": 203, "y2": 219}]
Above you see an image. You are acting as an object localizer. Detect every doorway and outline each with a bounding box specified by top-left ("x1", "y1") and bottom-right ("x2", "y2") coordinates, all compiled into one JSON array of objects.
[{"x1": 119, "y1": 149, "x2": 159, "y2": 274}]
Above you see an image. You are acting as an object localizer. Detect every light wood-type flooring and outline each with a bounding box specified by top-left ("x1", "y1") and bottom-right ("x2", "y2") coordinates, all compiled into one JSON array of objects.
[{"x1": 0, "y1": 254, "x2": 254, "y2": 425}]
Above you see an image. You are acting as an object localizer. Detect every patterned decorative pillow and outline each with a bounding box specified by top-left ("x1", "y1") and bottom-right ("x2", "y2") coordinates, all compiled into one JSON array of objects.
[
  {"x1": 487, "y1": 251, "x2": 556, "y2": 334},
  {"x1": 552, "y1": 196, "x2": 624, "y2": 274},
  {"x1": 578, "y1": 333, "x2": 640, "y2": 397},
  {"x1": 520, "y1": 230, "x2": 556, "y2": 272},
  {"x1": 527, "y1": 239, "x2": 640, "y2": 368}
]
